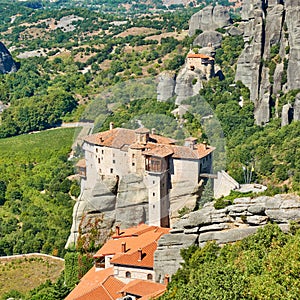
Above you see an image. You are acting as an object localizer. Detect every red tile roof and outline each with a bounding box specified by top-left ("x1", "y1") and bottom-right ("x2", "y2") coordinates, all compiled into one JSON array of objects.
[
  {"x1": 84, "y1": 127, "x2": 214, "y2": 160},
  {"x1": 94, "y1": 225, "x2": 170, "y2": 269},
  {"x1": 66, "y1": 225, "x2": 170, "y2": 300},
  {"x1": 187, "y1": 53, "x2": 210, "y2": 59},
  {"x1": 65, "y1": 267, "x2": 125, "y2": 300},
  {"x1": 110, "y1": 241, "x2": 157, "y2": 268},
  {"x1": 76, "y1": 159, "x2": 86, "y2": 168},
  {"x1": 119, "y1": 279, "x2": 166, "y2": 299}
]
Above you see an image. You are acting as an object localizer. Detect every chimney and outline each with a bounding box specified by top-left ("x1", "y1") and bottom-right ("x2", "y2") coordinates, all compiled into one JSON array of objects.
[
  {"x1": 184, "y1": 137, "x2": 197, "y2": 149},
  {"x1": 203, "y1": 141, "x2": 208, "y2": 149},
  {"x1": 164, "y1": 274, "x2": 170, "y2": 285},
  {"x1": 151, "y1": 128, "x2": 156, "y2": 135},
  {"x1": 116, "y1": 225, "x2": 120, "y2": 236},
  {"x1": 109, "y1": 122, "x2": 114, "y2": 130},
  {"x1": 121, "y1": 242, "x2": 126, "y2": 253},
  {"x1": 138, "y1": 248, "x2": 142, "y2": 261}
]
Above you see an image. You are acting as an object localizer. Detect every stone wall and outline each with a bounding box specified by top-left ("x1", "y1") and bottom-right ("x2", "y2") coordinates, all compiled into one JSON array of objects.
[{"x1": 154, "y1": 194, "x2": 300, "y2": 282}]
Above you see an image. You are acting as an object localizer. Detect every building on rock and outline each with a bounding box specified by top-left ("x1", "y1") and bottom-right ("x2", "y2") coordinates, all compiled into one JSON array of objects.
[{"x1": 68, "y1": 124, "x2": 214, "y2": 247}]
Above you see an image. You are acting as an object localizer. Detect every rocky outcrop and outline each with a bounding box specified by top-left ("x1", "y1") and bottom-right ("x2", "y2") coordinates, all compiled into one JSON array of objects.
[
  {"x1": 157, "y1": 71, "x2": 176, "y2": 102},
  {"x1": 235, "y1": 0, "x2": 300, "y2": 125},
  {"x1": 174, "y1": 67, "x2": 204, "y2": 105},
  {"x1": 189, "y1": 5, "x2": 231, "y2": 36},
  {"x1": 281, "y1": 103, "x2": 293, "y2": 126},
  {"x1": 154, "y1": 194, "x2": 300, "y2": 282},
  {"x1": 193, "y1": 31, "x2": 223, "y2": 48},
  {"x1": 294, "y1": 93, "x2": 300, "y2": 121},
  {"x1": 66, "y1": 174, "x2": 149, "y2": 247},
  {"x1": 0, "y1": 42, "x2": 18, "y2": 74}
]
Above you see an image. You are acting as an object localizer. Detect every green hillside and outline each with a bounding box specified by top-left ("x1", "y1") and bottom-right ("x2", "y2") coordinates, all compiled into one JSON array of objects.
[{"x1": 0, "y1": 128, "x2": 77, "y2": 257}]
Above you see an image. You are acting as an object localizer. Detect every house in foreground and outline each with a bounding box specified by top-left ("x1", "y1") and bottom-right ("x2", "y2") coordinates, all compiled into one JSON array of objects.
[{"x1": 65, "y1": 224, "x2": 170, "y2": 300}]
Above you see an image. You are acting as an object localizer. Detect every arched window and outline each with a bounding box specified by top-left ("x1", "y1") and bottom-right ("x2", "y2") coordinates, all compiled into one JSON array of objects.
[
  {"x1": 147, "y1": 274, "x2": 153, "y2": 280},
  {"x1": 125, "y1": 271, "x2": 131, "y2": 278}
]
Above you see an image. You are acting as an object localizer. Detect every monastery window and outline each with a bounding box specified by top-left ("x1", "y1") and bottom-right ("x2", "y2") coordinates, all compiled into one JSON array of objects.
[
  {"x1": 126, "y1": 271, "x2": 131, "y2": 278},
  {"x1": 132, "y1": 162, "x2": 135, "y2": 166},
  {"x1": 98, "y1": 158, "x2": 100, "y2": 164},
  {"x1": 102, "y1": 150, "x2": 104, "y2": 154},
  {"x1": 153, "y1": 192, "x2": 155, "y2": 196},
  {"x1": 147, "y1": 274, "x2": 153, "y2": 280},
  {"x1": 113, "y1": 160, "x2": 115, "y2": 164},
  {"x1": 110, "y1": 168, "x2": 113, "y2": 174},
  {"x1": 96, "y1": 148, "x2": 98, "y2": 153}
]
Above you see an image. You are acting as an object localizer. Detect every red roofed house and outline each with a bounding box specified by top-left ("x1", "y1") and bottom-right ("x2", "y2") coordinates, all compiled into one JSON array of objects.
[
  {"x1": 186, "y1": 51, "x2": 215, "y2": 79},
  {"x1": 77, "y1": 125, "x2": 214, "y2": 230},
  {"x1": 65, "y1": 224, "x2": 170, "y2": 300}
]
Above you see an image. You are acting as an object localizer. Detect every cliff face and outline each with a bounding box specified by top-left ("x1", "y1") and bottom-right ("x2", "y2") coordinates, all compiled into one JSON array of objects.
[
  {"x1": 154, "y1": 194, "x2": 300, "y2": 282},
  {"x1": 189, "y1": 5, "x2": 231, "y2": 35},
  {"x1": 0, "y1": 42, "x2": 18, "y2": 74},
  {"x1": 235, "y1": 0, "x2": 300, "y2": 125}
]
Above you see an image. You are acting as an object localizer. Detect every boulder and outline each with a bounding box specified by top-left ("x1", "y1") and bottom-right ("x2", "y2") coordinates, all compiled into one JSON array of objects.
[{"x1": 193, "y1": 31, "x2": 223, "y2": 48}]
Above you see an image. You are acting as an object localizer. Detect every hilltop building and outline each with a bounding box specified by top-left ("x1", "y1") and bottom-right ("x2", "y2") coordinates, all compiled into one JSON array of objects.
[
  {"x1": 186, "y1": 51, "x2": 215, "y2": 79},
  {"x1": 77, "y1": 124, "x2": 214, "y2": 228},
  {"x1": 66, "y1": 224, "x2": 170, "y2": 300}
]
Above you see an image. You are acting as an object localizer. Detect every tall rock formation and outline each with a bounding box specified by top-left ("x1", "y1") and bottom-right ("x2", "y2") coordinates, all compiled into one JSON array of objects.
[
  {"x1": 235, "y1": 0, "x2": 300, "y2": 125},
  {"x1": 189, "y1": 5, "x2": 231, "y2": 36},
  {"x1": 0, "y1": 42, "x2": 18, "y2": 74}
]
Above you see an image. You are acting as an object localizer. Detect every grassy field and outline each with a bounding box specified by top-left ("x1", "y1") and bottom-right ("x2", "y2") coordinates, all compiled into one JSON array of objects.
[{"x1": 0, "y1": 255, "x2": 64, "y2": 297}]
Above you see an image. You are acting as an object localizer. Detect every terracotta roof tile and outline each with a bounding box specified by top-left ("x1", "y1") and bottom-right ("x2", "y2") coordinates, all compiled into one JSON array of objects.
[
  {"x1": 120, "y1": 279, "x2": 166, "y2": 299},
  {"x1": 143, "y1": 144, "x2": 174, "y2": 158},
  {"x1": 65, "y1": 267, "x2": 114, "y2": 300},
  {"x1": 187, "y1": 53, "x2": 210, "y2": 59},
  {"x1": 84, "y1": 128, "x2": 176, "y2": 149},
  {"x1": 76, "y1": 159, "x2": 86, "y2": 168},
  {"x1": 94, "y1": 228, "x2": 169, "y2": 261},
  {"x1": 110, "y1": 241, "x2": 157, "y2": 268},
  {"x1": 103, "y1": 276, "x2": 126, "y2": 299}
]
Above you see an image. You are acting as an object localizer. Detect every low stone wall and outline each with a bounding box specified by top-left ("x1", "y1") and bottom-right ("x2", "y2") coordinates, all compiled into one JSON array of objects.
[{"x1": 154, "y1": 194, "x2": 300, "y2": 282}]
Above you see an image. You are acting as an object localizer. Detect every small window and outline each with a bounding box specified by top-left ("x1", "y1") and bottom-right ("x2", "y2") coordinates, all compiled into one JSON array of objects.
[
  {"x1": 110, "y1": 168, "x2": 113, "y2": 174},
  {"x1": 126, "y1": 271, "x2": 131, "y2": 278},
  {"x1": 153, "y1": 205, "x2": 155, "y2": 208},
  {"x1": 113, "y1": 160, "x2": 115, "y2": 164},
  {"x1": 147, "y1": 274, "x2": 153, "y2": 280},
  {"x1": 98, "y1": 158, "x2": 100, "y2": 164},
  {"x1": 102, "y1": 150, "x2": 104, "y2": 154},
  {"x1": 153, "y1": 192, "x2": 155, "y2": 196},
  {"x1": 153, "y1": 180, "x2": 155, "y2": 184},
  {"x1": 96, "y1": 148, "x2": 98, "y2": 153},
  {"x1": 132, "y1": 162, "x2": 135, "y2": 166},
  {"x1": 132, "y1": 154, "x2": 135, "y2": 158},
  {"x1": 113, "y1": 153, "x2": 115, "y2": 157}
]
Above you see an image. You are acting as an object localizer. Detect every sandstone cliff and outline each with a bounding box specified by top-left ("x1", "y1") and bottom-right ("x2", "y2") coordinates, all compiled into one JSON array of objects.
[
  {"x1": 189, "y1": 5, "x2": 231, "y2": 36},
  {"x1": 0, "y1": 42, "x2": 18, "y2": 74},
  {"x1": 154, "y1": 194, "x2": 300, "y2": 282},
  {"x1": 235, "y1": 0, "x2": 300, "y2": 125}
]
